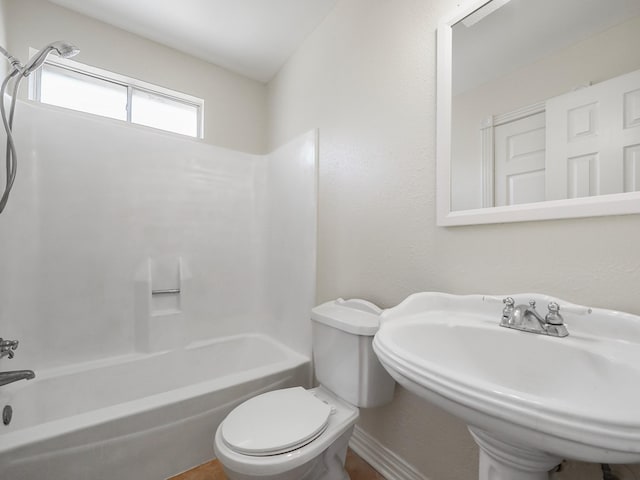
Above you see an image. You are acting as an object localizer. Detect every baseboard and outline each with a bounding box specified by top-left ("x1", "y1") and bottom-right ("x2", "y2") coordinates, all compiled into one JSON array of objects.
[{"x1": 349, "y1": 425, "x2": 429, "y2": 480}]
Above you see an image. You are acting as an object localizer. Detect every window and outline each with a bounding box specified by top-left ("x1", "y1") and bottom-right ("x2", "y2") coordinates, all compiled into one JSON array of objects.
[
  {"x1": 40, "y1": 64, "x2": 128, "y2": 121},
  {"x1": 29, "y1": 53, "x2": 204, "y2": 139}
]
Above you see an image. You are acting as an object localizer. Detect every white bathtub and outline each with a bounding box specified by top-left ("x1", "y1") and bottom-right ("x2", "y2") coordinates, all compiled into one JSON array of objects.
[{"x1": 0, "y1": 334, "x2": 310, "y2": 480}]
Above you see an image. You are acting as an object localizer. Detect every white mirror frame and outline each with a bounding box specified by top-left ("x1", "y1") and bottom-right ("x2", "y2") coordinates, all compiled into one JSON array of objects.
[{"x1": 436, "y1": 0, "x2": 640, "y2": 226}]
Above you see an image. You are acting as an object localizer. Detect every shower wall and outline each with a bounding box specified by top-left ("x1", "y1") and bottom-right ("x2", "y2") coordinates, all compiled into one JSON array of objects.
[
  {"x1": 264, "y1": 131, "x2": 317, "y2": 353},
  {"x1": 0, "y1": 0, "x2": 7, "y2": 77},
  {"x1": 0, "y1": 101, "x2": 316, "y2": 370}
]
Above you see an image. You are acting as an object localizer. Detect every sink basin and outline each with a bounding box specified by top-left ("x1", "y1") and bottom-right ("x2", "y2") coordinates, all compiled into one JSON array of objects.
[{"x1": 373, "y1": 292, "x2": 640, "y2": 480}]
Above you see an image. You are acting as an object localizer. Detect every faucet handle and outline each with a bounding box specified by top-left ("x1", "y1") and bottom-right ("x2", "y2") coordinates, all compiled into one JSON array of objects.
[
  {"x1": 501, "y1": 297, "x2": 515, "y2": 324},
  {"x1": 503, "y1": 297, "x2": 515, "y2": 308},
  {"x1": 0, "y1": 339, "x2": 19, "y2": 359},
  {"x1": 545, "y1": 302, "x2": 564, "y2": 325},
  {"x1": 0, "y1": 339, "x2": 19, "y2": 349}
]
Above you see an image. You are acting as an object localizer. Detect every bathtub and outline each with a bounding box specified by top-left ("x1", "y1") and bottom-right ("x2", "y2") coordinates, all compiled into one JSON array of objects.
[{"x1": 0, "y1": 333, "x2": 310, "y2": 480}]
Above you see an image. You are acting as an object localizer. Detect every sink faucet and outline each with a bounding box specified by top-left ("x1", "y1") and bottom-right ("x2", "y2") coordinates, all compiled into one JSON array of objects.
[
  {"x1": 500, "y1": 298, "x2": 568, "y2": 337},
  {"x1": 0, "y1": 370, "x2": 35, "y2": 386}
]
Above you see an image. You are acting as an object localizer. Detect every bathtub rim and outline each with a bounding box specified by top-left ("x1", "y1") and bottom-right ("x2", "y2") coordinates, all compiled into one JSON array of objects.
[{"x1": 0, "y1": 333, "x2": 310, "y2": 456}]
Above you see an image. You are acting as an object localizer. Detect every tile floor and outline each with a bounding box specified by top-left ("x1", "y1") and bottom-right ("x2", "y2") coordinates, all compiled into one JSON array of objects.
[
  {"x1": 169, "y1": 448, "x2": 385, "y2": 480},
  {"x1": 169, "y1": 452, "x2": 640, "y2": 480}
]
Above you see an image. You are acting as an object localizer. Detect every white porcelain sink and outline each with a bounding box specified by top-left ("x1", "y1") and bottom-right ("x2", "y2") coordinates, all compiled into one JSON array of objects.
[{"x1": 373, "y1": 292, "x2": 640, "y2": 480}]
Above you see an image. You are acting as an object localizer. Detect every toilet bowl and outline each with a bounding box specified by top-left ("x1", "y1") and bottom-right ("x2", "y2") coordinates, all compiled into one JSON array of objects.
[
  {"x1": 214, "y1": 386, "x2": 358, "y2": 480},
  {"x1": 213, "y1": 299, "x2": 396, "y2": 480}
]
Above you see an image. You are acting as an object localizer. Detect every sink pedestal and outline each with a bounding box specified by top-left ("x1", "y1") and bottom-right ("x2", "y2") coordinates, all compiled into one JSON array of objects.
[{"x1": 470, "y1": 428, "x2": 562, "y2": 480}]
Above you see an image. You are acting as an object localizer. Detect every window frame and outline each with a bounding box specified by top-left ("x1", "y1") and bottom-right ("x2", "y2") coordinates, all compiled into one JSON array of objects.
[{"x1": 28, "y1": 50, "x2": 205, "y2": 139}]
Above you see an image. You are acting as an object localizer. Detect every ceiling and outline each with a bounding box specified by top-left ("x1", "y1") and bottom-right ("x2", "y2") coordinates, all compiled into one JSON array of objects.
[
  {"x1": 453, "y1": 0, "x2": 640, "y2": 95},
  {"x1": 48, "y1": 0, "x2": 338, "y2": 83}
]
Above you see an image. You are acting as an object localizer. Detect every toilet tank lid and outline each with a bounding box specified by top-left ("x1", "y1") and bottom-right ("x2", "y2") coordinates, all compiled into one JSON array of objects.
[{"x1": 311, "y1": 298, "x2": 383, "y2": 336}]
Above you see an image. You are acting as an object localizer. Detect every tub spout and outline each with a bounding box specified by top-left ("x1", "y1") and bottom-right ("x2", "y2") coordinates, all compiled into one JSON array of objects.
[{"x1": 0, "y1": 370, "x2": 35, "y2": 386}]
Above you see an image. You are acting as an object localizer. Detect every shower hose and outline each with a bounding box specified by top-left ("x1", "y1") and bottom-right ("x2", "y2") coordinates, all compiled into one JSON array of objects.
[
  {"x1": 0, "y1": 60, "x2": 21, "y2": 215},
  {"x1": 0, "y1": 42, "x2": 79, "y2": 215}
]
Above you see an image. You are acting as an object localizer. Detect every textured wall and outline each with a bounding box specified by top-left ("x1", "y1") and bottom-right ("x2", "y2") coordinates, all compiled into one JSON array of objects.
[
  {"x1": 3, "y1": 0, "x2": 267, "y2": 154},
  {"x1": 267, "y1": 0, "x2": 640, "y2": 478}
]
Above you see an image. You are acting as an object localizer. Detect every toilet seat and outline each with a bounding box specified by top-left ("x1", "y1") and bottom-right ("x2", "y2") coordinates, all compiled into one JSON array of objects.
[{"x1": 221, "y1": 387, "x2": 332, "y2": 456}]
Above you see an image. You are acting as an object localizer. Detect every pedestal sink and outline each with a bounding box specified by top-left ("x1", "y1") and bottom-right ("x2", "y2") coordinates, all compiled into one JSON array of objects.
[{"x1": 372, "y1": 292, "x2": 640, "y2": 480}]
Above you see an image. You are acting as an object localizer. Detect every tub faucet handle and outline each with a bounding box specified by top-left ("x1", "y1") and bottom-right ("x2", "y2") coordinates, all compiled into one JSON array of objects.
[{"x1": 0, "y1": 338, "x2": 19, "y2": 359}]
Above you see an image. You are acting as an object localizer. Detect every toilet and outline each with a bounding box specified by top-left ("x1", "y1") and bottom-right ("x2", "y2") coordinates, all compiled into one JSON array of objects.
[{"x1": 213, "y1": 298, "x2": 396, "y2": 480}]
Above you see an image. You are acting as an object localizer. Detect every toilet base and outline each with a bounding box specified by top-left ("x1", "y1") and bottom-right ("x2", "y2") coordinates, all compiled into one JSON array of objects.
[
  {"x1": 220, "y1": 426, "x2": 354, "y2": 480},
  {"x1": 317, "y1": 426, "x2": 353, "y2": 480}
]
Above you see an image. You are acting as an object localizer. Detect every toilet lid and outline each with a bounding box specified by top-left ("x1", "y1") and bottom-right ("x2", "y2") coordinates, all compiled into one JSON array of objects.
[{"x1": 221, "y1": 387, "x2": 331, "y2": 456}]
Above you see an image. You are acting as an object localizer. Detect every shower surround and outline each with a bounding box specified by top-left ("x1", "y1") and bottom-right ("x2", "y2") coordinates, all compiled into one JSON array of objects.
[{"x1": 0, "y1": 101, "x2": 317, "y2": 478}]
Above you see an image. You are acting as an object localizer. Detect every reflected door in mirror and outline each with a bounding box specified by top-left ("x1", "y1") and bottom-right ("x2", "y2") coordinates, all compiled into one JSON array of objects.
[
  {"x1": 546, "y1": 68, "x2": 640, "y2": 199},
  {"x1": 494, "y1": 112, "x2": 546, "y2": 206}
]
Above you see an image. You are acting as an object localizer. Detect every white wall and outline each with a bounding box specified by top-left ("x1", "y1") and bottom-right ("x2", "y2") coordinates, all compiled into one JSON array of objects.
[
  {"x1": 267, "y1": 0, "x2": 640, "y2": 478},
  {"x1": 0, "y1": 0, "x2": 7, "y2": 77},
  {"x1": 0, "y1": 101, "x2": 316, "y2": 370},
  {"x1": 264, "y1": 130, "x2": 318, "y2": 357},
  {"x1": 3, "y1": 0, "x2": 267, "y2": 154}
]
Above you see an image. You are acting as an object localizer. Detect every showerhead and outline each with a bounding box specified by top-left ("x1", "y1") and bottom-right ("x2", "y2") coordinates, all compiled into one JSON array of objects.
[
  {"x1": 51, "y1": 41, "x2": 80, "y2": 59},
  {"x1": 22, "y1": 41, "x2": 80, "y2": 76}
]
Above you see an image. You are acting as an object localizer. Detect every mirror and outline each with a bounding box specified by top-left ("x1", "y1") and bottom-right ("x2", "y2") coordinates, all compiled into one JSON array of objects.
[{"x1": 437, "y1": 0, "x2": 640, "y2": 225}]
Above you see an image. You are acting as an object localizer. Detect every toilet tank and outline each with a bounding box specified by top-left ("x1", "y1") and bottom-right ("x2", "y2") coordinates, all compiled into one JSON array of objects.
[{"x1": 311, "y1": 298, "x2": 395, "y2": 408}]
